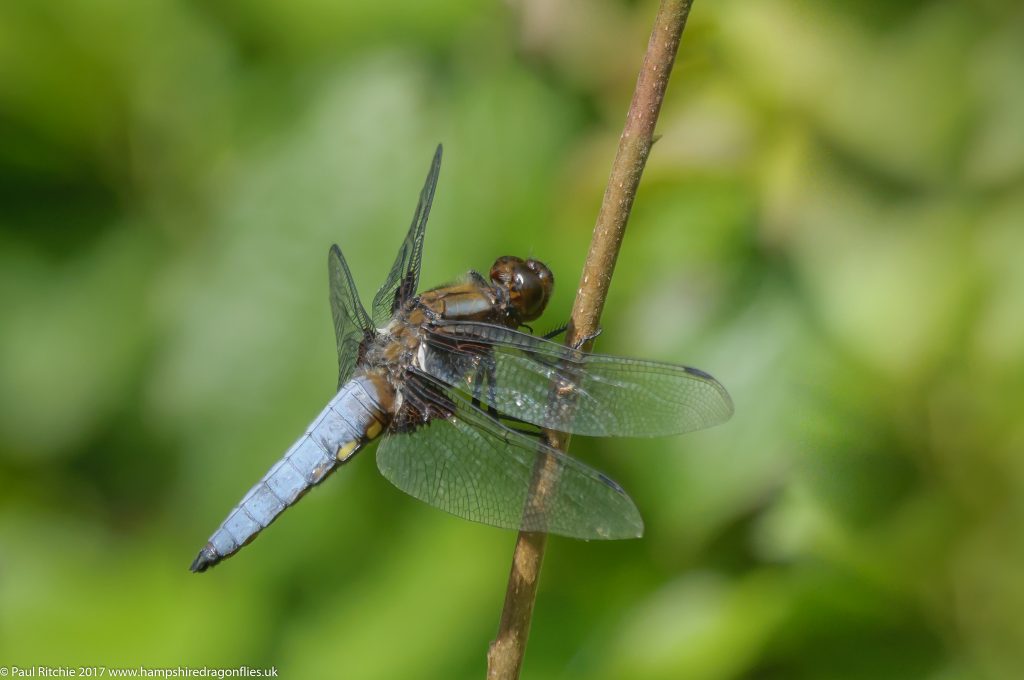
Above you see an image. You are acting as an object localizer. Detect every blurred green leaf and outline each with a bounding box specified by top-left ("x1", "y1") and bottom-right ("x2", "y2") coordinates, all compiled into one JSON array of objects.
[{"x1": 1, "y1": 0, "x2": 1021, "y2": 677}]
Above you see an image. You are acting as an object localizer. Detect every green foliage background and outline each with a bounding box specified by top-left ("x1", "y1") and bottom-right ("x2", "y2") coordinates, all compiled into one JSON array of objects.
[{"x1": 2, "y1": 0, "x2": 1023, "y2": 677}]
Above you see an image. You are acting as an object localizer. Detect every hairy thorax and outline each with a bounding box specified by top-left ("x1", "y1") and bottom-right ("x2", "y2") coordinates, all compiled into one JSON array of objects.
[{"x1": 354, "y1": 258, "x2": 553, "y2": 431}]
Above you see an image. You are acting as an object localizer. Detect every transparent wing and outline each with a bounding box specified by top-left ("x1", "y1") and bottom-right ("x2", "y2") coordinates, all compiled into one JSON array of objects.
[
  {"x1": 421, "y1": 321, "x2": 734, "y2": 437},
  {"x1": 371, "y1": 144, "x2": 443, "y2": 327},
  {"x1": 376, "y1": 373, "x2": 643, "y2": 540},
  {"x1": 328, "y1": 244, "x2": 373, "y2": 390}
]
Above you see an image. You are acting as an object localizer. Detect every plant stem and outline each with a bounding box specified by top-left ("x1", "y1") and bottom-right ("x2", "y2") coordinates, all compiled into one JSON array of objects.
[{"x1": 485, "y1": 1, "x2": 696, "y2": 677}]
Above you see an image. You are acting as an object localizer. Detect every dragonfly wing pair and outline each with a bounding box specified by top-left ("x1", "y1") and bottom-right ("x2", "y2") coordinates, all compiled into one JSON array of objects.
[
  {"x1": 329, "y1": 146, "x2": 442, "y2": 389},
  {"x1": 377, "y1": 373, "x2": 645, "y2": 539},
  {"x1": 421, "y1": 321, "x2": 734, "y2": 438},
  {"x1": 380, "y1": 319, "x2": 734, "y2": 539}
]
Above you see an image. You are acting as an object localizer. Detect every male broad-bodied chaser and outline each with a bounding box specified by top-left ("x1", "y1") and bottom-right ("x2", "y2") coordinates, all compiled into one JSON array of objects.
[{"x1": 190, "y1": 145, "x2": 733, "y2": 572}]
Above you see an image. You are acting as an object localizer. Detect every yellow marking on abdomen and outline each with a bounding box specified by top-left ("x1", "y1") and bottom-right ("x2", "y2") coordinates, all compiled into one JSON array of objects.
[
  {"x1": 366, "y1": 419, "x2": 383, "y2": 439},
  {"x1": 336, "y1": 440, "x2": 359, "y2": 461}
]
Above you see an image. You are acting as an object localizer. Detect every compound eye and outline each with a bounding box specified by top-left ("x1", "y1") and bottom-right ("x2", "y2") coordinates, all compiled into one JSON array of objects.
[
  {"x1": 515, "y1": 259, "x2": 554, "y2": 322},
  {"x1": 489, "y1": 256, "x2": 520, "y2": 287},
  {"x1": 489, "y1": 256, "x2": 553, "y2": 322}
]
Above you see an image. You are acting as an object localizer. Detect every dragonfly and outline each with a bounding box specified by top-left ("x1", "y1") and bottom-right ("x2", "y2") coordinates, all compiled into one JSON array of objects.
[{"x1": 190, "y1": 145, "x2": 733, "y2": 572}]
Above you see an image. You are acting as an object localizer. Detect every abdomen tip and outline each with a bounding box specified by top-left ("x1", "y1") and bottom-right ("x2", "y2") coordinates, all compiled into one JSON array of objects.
[{"x1": 190, "y1": 545, "x2": 219, "y2": 573}]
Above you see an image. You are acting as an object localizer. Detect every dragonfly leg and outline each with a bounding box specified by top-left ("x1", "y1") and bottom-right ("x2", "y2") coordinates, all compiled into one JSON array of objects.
[
  {"x1": 494, "y1": 412, "x2": 538, "y2": 428},
  {"x1": 542, "y1": 323, "x2": 568, "y2": 340},
  {"x1": 471, "y1": 359, "x2": 545, "y2": 437},
  {"x1": 485, "y1": 407, "x2": 546, "y2": 439},
  {"x1": 469, "y1": 362, "x2": 492, "y2": 414},
  {"x1": 540, "y1": 323, "x2": 601, "y2": 348},
  {"x1": 415, "y1": 299, "x2": 445, "y2": 324},
  {"x1": 571, "y1": 326, "x2": 603, "y2": 350},
  {"x1": 469, "y1": 350, "x2": 504, "y2": 424},
  {"x1": 485, "y1": 356, "x2": 499, "y2": 415}
]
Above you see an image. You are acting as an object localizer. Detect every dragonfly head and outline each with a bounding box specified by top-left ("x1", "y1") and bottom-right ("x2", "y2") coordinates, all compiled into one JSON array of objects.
[{"x1": 490, "y1": 256, "x2": 554, "y2": 323}]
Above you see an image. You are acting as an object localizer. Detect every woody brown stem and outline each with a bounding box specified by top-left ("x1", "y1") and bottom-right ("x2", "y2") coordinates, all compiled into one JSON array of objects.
[{"x1": 485, "y1": 1, "x2": 696, "y2": 678}]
